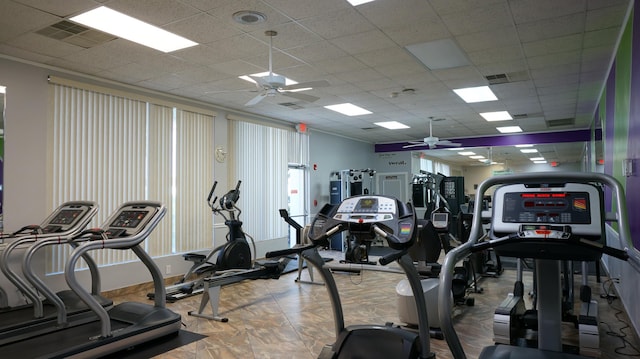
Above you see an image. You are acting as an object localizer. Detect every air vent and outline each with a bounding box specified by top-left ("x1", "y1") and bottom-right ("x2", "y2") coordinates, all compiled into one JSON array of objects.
[
  {"x1": 512, "y1": 113, "x2": 528, "y2": 119},
  {"x1": 233, "y1": 11, "x2": 267, "y2": 25},
  {"x1": 485, "y1": 71, "x2": 530, "y2": 85},
  {"x1": 361, "y1": 127, "x2": 376, "y2": 130},
  {"x1": 36, "y1": 20, "x2": 116, "y2": 48},
  {"x1": 546, "y1": 118, "x2": 575, "y2": 127},
  {"x1": 485, "y1": 73, "x2": 508, "y2": 85},
  {"x1": 278, "y1": 102, "x2": 304, "y2": 110}
]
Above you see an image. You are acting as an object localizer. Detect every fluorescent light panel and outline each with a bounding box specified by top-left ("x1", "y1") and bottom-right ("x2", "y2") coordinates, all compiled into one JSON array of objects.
[
  {"x1": 480, "y1": 111, "x2": 512, "y2": 122},
  {"x1": 324, "y1": 103, "x2": 372, "y2": 116},
  {"x1": 458, "y1": 151, "x2": 476, "y2": 156},
  {"x1": 533, "y1": 160, "x2": 548, "y2": 164},
  {"x1": 520, "y1": 149, "x2": 538, "y2": 153},
  {"x1": 70, "y1": 7, "x2": 197, "y2": 53},
  {"x1": 530, "y1": 157, "x2": 545, "y2": 161},
  {"x1": 497, "y1": 126, "x2": 522, "y2": 133},
  {"x1": 406, "y1": 39, "x2": 470, "y2": 70},
  {"x1": 447, "y1": 147, "x2": 465, "y2": 151},
  {"x1": 347, "y1": 0, "x2": 376, "y2": 5},
  {"x1": 375, "y1": 121, "x2": 409, "y2": 130},
  {"x1": 469, "y1": 155, "x2": 485, "y2": 159},
  {"x1": 453, "y1": 86, "x2": 497, "y2": 103},
  {"x1": 515, "y1": 144, "x2": 533, "y2": 148}
]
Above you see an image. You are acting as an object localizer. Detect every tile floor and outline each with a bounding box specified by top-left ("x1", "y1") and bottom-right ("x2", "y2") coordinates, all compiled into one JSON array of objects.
[{"x1": 107, "y1": 249, "x2": 640, "y2": 359}]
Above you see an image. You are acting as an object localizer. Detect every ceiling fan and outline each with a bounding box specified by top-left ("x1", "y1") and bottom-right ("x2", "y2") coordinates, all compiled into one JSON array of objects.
[
  {"x1": 403, "y1": 119, "x2": 462, "y2": 149},
  {"x1": 243, "y1": 30, "x2": 330, "y2": 106}
]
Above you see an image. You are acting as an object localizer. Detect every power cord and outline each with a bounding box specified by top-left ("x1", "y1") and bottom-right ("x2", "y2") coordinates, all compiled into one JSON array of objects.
[{"x1": 599, "y1": 278, "x2": 640, "y2": 356}]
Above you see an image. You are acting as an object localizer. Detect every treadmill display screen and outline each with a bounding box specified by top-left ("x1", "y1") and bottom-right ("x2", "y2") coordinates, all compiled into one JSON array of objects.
[
  {"x1": 110, "y1": 210, "x2": 149, "y2": 228},
  {"x1": 49, "y1": 209, "x2": 83, "y2": 225},
  {"x1": 502, "y1": 191, "x2": 591, "y2": 225}
]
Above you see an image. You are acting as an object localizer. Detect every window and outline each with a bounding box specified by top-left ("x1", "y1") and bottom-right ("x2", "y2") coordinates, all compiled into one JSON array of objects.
[
  {"x1": 229, "y1": 119, "x2": 307, "y2": 243},
  {"x1": 47, "y1": 80, "x2": 214, "y2": 273}
]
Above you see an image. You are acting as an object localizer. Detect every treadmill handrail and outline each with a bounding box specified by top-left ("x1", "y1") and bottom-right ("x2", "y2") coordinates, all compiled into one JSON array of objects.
[
  {"x1": 438, "y1": 172, "x2": 636, "y2": 359},
  {"x1": 0, "y1": 201, "x2": 99, "y2": 318},
  {"x1": 64, "y1": 201, "x2": 167, "y2": 338}
]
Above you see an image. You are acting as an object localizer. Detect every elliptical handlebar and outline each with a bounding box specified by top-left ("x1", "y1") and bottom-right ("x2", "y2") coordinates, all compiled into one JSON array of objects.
[{"x1": 207, "y1": 180, "x2": 243, "y2": 220}]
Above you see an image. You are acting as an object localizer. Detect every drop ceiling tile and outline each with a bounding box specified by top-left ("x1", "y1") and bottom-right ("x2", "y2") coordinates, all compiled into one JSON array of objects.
[
  {"x1": 526, "y1": 50, "x2": 582, "y2": 70},
  {"x1": 584, "y1": 27, "x2": 621, "y2": 48},
  {"x1": 298, "y1": 7, "x2": 376, "y2": 40},
  {"x1": 330, "y1": 30, "x2": 398, "y2": 55},
  {"x1": 286, "y1": 41, "x2": 348, "y2": 63},
  {"x1": 0, "y1": 1, "x2": 61, "y2": 41},
  {"x1": 440, "y1": 3, "x2": 513, "y2": 35},
  {"x1": 0, "y1": 43, "x2": 55, "y2": 64},
  {"x1": 163, "y1": 12, "x2": 242, "y2": 45},
  {"x1": 467, "y1": 44, "x2": 524, "y2": 65},
  {"x1": 311, "y1": 55, "x2": 367, "y2": 75},
  {"x1": 508, "y1": 0, "x2": 586, "y2": 24},
  {"x1": 107, "y1": 0, "x2": 200, "y2": 26},
  {"x1": 383, "y1": 20, "x2": 451, "y2": 47},
  {"x1": 7, "y1": 32, "x2": 85, "y2": 58},
  {"x1": 585, "y1": 3, "x2": 629, "y2": 31},
  {"x1": 455, "y1": 27, "x2": 520, "y2": 53},
  {"x1": 263, "y1": 0, "x2": 351, "y2": 20},
  {"x1": 516, "y1": 13, "x2": 585, "y2": 43},
  {"x1": 522, "y1": 34, "x2": 583, "y2": 57}
]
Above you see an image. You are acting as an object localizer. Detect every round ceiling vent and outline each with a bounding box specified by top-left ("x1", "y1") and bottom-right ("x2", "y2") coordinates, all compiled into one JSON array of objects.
[{"x1": 233, "y1": 11, "x2": 267, "y2": 25}]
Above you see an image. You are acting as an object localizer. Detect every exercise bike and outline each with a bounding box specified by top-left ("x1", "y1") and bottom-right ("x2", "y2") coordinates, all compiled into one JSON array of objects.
[{"x1": 149, "y1": 180, "x2": 255, "y2": 302}]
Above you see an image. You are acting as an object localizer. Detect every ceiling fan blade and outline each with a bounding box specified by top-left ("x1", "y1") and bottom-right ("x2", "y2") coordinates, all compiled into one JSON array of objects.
[
  {"x1": 402, "y1": 143, "x2": 429, "y2": 149},
  {"x1": 245, "y1": 93, "x2": 267, "y2": 106},
  {"x1": 281, "y1": 91, "x2": 319, "y2": 103},
  {"x1": 437, "y1": 140, "x2": 462, "y2": 147},
  {"x1": 281, "y1": 80, "x2": 330, "y2": 91}
]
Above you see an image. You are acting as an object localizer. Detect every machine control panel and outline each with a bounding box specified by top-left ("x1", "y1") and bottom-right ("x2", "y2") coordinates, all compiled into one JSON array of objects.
[
  {"x1": 492, "y1": 183, "x2": 602, "y2": 238},
  {"x1": 106, "y1": 205, "x2": 158, "y2": 237},
  {"x1": 518, "y1": 224, "x2": 572, "y2": 240},
  {"x1": 42, "y1": 204, "x2": 93, "y2": 233},
  {"x1": 333, "y1": 196, "x2": 397, "y2": 223}
]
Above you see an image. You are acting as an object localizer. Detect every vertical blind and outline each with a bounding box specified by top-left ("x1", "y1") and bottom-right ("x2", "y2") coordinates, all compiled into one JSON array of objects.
[
  {"x1": 48, "y1": 83, "x2": 214, "y2": 273},
  {"x1": 230, "y1": 120, "x2": 307, "y2": 242}
]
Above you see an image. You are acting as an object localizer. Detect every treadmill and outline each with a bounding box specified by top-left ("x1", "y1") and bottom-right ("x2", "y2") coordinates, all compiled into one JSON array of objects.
[
  {"x1": 0, "y1": 201, "x2": 182, "y2": 358},
  {"x1": 0, "y1": 201, "x2": 113, "y2": 345},
  {"x1": 0, "y1": 202, "x2": 102, "y2": 337}
]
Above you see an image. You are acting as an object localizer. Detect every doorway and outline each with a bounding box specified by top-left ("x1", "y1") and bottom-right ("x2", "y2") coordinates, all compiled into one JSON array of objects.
[{"x1": 287, "y1": 165, "x2": 307, "y2": 247}]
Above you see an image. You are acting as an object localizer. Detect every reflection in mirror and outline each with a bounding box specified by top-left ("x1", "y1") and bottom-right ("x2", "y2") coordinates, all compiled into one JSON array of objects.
[{"x1": 0, "y1": 85, "x2": 4, "y2": 231}]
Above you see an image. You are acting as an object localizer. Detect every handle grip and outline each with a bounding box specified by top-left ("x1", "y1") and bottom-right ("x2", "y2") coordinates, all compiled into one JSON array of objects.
[
  {"x1": 207, "y1": 181, "x2": 218, "y2": 202},
  {"x1": 379, "y1": 249, "x2": 406, "y2": 265}
]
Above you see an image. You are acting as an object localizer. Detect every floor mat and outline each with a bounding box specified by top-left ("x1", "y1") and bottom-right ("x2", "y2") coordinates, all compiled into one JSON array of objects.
[{"x1": 100, "y1": 330, "x2": 207, "y2": 359}]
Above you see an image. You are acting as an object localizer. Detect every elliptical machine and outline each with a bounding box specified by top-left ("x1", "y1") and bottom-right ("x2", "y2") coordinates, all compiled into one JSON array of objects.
[{"x1": 149, "y1": 180, "x2": 254, "y2": 301}]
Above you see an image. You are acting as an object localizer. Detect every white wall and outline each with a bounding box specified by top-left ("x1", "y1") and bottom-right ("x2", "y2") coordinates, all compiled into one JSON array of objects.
[{"x1": 308, "y1": 129, "x2": 375, "y2": 217}]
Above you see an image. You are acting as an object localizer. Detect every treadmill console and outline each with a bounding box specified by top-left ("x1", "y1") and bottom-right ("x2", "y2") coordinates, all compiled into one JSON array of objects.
[
  {"x1": 105, "y1": 205, "x2": 158, "y2": 237},
  {"x1": 492, "y1": 183, "x2": 602, "y2": 238},
  {"x1": 490, "y1": 182, "x2": 604, "y2": 261},
  {"x1": 42, "y1": 205, "x2": 92, "y2": 233},
  {"x1": 333, "y1": 196, "x2": 397, "y2": 223},
  {"x1": 309, "y1": 195, "x2": 416, "y2": 250}
]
